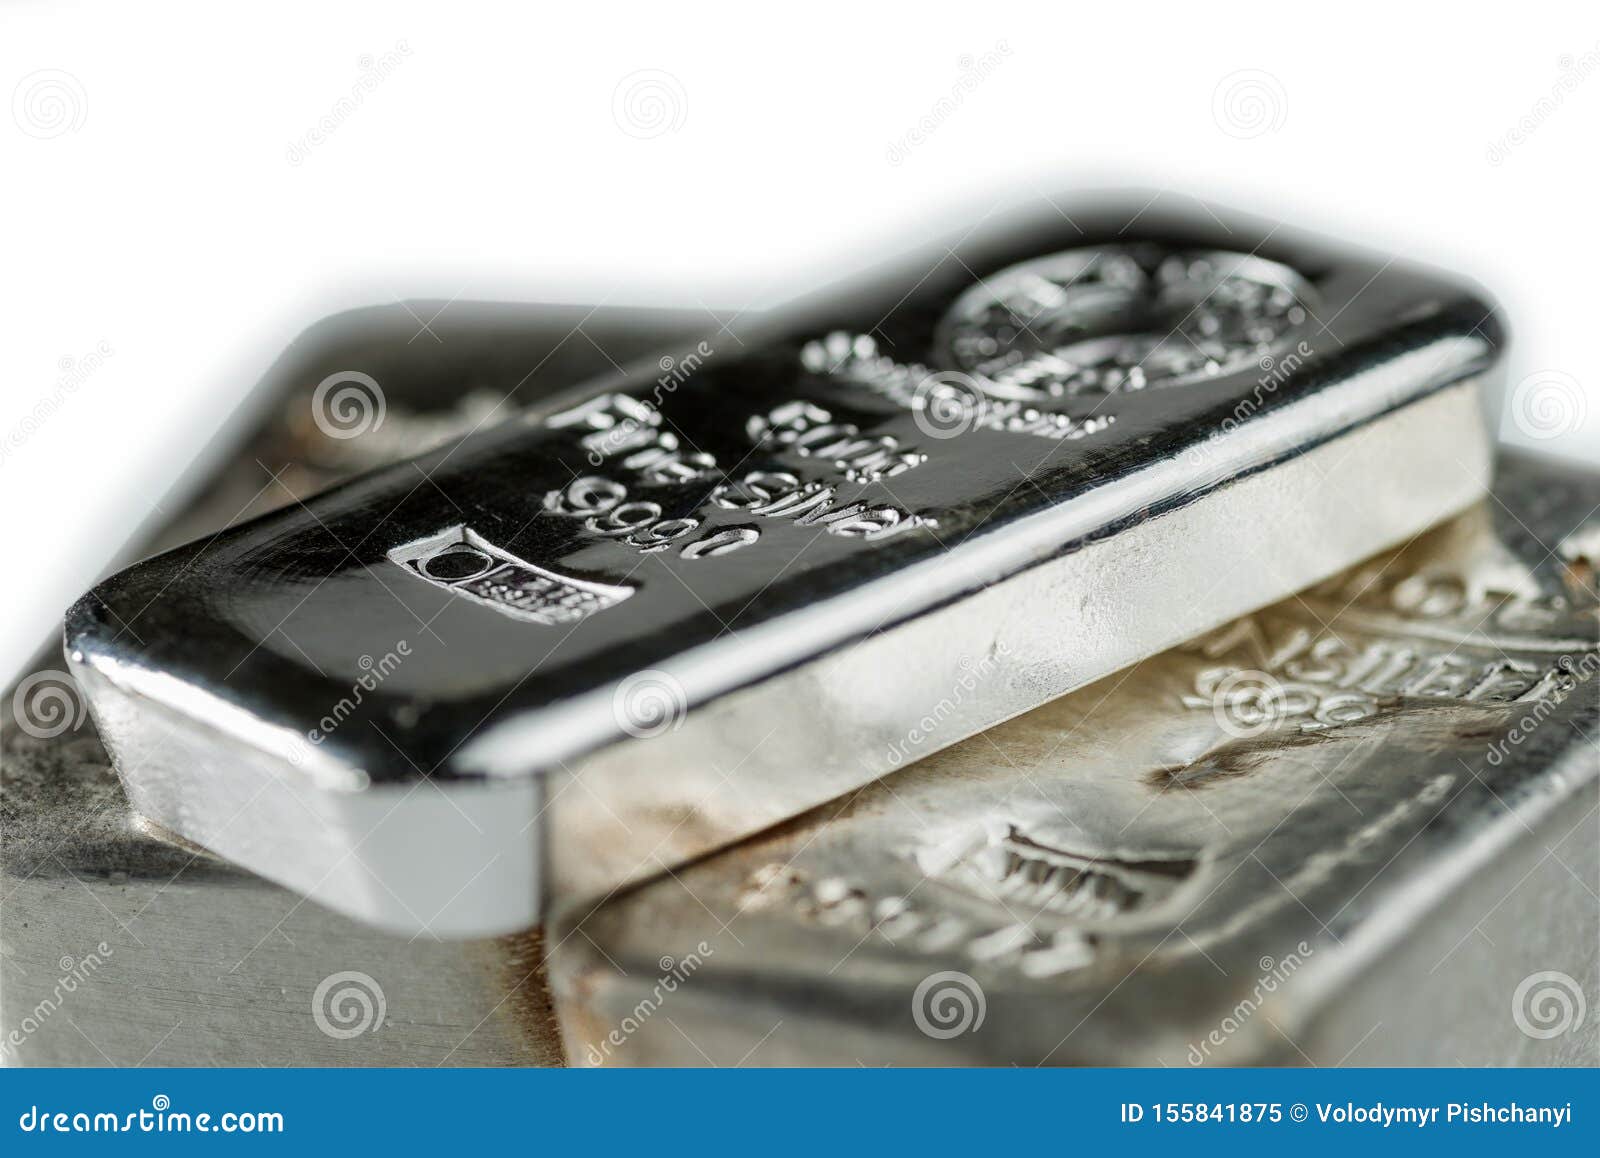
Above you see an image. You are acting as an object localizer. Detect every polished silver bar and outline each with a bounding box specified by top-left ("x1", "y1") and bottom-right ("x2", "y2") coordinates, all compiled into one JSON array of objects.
[
  {"x1": 548, "y1": 452, "x2": 1599, "y2": 1066},
  {"x1": 66, "y1": 195, "x2": 1502, "y2": 936},
  {"x1": 5, "y1": 301, "x2": 703, "y2": 1066}
]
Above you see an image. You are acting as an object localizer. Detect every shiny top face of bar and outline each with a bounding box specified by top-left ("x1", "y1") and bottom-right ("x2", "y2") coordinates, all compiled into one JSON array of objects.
[{"x1": 66, "y1": 203, "x2": 1500, "y2": 784}]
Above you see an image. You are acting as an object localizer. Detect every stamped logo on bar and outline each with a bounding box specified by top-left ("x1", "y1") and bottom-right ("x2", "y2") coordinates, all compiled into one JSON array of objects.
[
  {"x1": 936, "y1": 246, "x2": 1316, "y2": 399},
  {"x1": 388, "y1": 525, "x2": 634, "y2": 625}
]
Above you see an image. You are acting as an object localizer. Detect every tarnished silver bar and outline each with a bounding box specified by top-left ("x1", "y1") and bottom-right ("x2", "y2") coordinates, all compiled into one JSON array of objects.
[
  {"x1": 0, "y1": 744, "x2": 562, "y2": 1067},
  {"x1": 548, "y1": 452, "x2": 1599, "y2": 1066},
  {"x1": 66, "y1": 194, "x2": 1502, "y2": 935}
]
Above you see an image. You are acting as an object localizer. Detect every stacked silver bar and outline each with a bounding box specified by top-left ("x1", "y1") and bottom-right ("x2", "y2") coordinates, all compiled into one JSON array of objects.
[
  {"x1": 3, "y1": 301, "x2": 679, "y2": 1066},
  {"x1": 60, "y1": 197, "x2": 1499, "y2": 935},
  {"x1": 549, "y1": 454, "x2": 1599, "y2": 1065},
  {"x1": 6, "y1": 196, "x2": 1594, "y2": 1066}
]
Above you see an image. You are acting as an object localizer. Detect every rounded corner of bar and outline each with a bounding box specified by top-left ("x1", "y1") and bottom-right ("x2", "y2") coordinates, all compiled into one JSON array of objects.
[{"x1": 61, "y1": 589, "x2": 116, "y2": 665}]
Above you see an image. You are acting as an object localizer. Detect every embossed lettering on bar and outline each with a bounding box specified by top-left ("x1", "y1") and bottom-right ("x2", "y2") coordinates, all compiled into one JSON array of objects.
[
  {"x1": 549, "y1": 453, "x2": 1600, "y2": 1066},
  {"x1": 389, "y1": 525, "x2": 635, "y2": 625},
  {"x1": 65, "y1": 194, "x2": 1504, "y2": 935}
]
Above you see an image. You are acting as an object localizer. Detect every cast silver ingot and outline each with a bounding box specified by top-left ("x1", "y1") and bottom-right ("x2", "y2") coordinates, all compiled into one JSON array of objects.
[
  {"x1": 548, "y1": 453, "x2": 1599, "y2": 1065},
  {"x1": 64, "y1": 197, "x2": 1503, "y2": 936},
  {"x1": 4, "y1": 299, "x2": 697, "y2": 1065}
]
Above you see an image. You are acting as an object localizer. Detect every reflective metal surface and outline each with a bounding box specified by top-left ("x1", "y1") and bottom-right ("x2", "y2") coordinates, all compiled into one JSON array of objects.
[
  {"x1": 550, "y1": 453, "x2": 1599, "y2": 1066},
  {"x1": 1, "y1": 747, "x2": 562, "y2": 1067},
  {"x1": 63, "y1": 195, "x2": 1504, "y2": 935},
  {"x1": 5, "y1": 301, "x2": 708, "y2": 1066}
]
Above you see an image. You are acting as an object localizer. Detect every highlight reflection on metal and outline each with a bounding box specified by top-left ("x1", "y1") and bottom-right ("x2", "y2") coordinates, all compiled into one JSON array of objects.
[
  {"x1": 550, "y1": 454, "x2": 1599, "y2": 1066},
  {"x1": 6, "y1": 300, "x2": 688, "y2": 1065},
  {"x1": 64, "y1": 194, "x2": 1503, "y2": 935}
]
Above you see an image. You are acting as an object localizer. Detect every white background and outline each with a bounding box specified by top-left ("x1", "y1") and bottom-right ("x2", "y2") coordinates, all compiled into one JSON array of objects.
[{"x1": 3, "y1": 1, "x2": 1597, "y2": 678}]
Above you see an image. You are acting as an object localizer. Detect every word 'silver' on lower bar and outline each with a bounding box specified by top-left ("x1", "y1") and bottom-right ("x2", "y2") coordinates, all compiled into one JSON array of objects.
[{"x1": 551, "y1": 452, "x2": 1599, "y2": 1066}]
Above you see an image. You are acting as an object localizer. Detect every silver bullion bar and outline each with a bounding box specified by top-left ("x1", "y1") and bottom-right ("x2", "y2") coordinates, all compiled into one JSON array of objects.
[
  {"x1": 549, "y1": 451, "x2": 1600, "y2": 1066},
  {"x1": 4, "y1": 301, "x2": 709, "y2": 1066},
  {"x1": 65, "y1": 193, "x2": 1503, "y2": 937}
]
